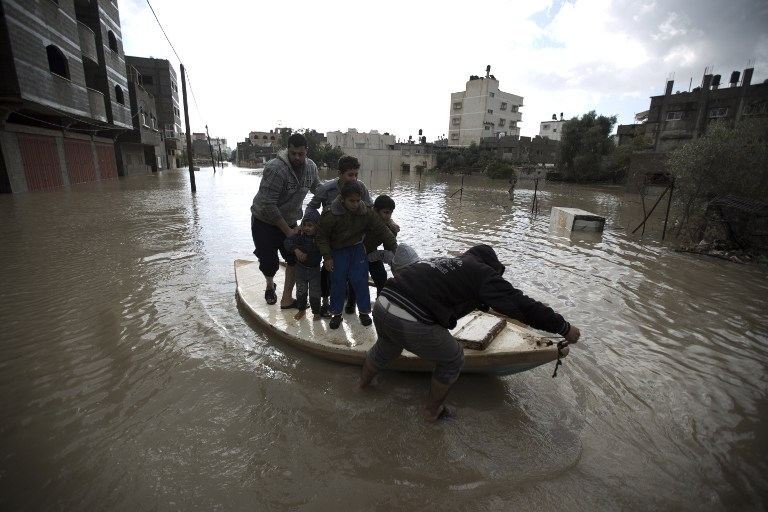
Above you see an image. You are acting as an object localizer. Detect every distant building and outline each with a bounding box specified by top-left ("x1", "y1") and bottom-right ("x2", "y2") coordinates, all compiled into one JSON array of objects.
[
  {"x1": 115, "y1": 65, "x2": 163, "y2": 174},
  {"x1": 326, "y1": 129, "x2": 395, "y2": 149},
  {"x1": 125, "y1": 56, "x2": 182, "y2": 169},
  {"x1": 617, "y1": 67, "x2": 768, "y2": 152},
  {"x1": 328, "y1": 128, "x2": 436, "y2": 173},
  {"x1": 448, "y1": 67, "x2": 523, "y2": 147},
  {"x1": 539, "y1": 113, "x2": 566, "y2": 141},
  {"x1": 0, "y1": 0, "x2": 132, "y2": 193},
  {"x1": 481, "y1": 135, "x2": 560, "y2": 166}
]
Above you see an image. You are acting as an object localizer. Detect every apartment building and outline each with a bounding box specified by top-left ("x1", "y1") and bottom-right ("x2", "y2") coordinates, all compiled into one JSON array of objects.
[
  {"x1": 448, "y1": 68, "x2": 523, "y2": 147},
  {"x1": 116, "y1": 65, "x2": 163, "y2": 174},
  {"x1": 539, "y1": 113, "x2": 565, "y2": 141},
  {"x1": 0, "y1": 0, "x2": 132, "y2": 193},
  {"x1": 125, "y1": 56, "x2": 182, "y2": 169}
]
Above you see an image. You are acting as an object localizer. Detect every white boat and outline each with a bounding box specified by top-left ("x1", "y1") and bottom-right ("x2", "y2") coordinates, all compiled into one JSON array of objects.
[{"x1": 234, "y1": 259, "x2": 567, "y2": 375}]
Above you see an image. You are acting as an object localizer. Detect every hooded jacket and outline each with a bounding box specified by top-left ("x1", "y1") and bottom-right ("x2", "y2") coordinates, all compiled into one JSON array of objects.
[
  {"x1": 316, "y1": 196, "x2": 397, "y2": 257},
  {"x1": 250, "y1": 149, "x2": 320, "y2": 225},
  {"x1": 381, "y1": 244, "x2": 570, "y2": 334}
]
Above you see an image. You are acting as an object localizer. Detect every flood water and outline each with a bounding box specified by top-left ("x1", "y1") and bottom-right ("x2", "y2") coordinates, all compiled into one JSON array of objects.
[{"x1": 1, "y1": 166, "x2": 766, "y2": 511}]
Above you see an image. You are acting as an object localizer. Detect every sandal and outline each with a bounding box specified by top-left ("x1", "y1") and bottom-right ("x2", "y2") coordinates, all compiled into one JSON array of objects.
[{"x1": 264, "y1": 283, "x2": 277, "y2": 305}]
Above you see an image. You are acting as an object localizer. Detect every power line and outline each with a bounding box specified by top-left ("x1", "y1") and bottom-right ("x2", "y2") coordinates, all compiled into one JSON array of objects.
[
  {"x1": 144, "y1": 0, "x2": 208, "y2": 129},
  {"x1": 145, "y1": 0, "x2": 182, "y2": 64}
]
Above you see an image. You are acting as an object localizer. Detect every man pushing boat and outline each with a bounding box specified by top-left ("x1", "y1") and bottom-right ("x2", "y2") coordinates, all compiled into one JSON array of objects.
[{"x1": 359, "y1": 244, "x2": 581, "y2": 422}]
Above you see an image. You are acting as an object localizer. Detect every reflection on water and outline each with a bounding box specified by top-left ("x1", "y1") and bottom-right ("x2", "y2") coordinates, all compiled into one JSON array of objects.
[{"x1": 0, "y1": 167, "x2": 766, "y2": 510}]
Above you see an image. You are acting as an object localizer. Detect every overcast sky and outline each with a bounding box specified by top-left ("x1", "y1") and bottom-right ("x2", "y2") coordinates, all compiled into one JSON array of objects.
[{"x1": 120, "y1": 0, "x2": 768, "y2": 147}]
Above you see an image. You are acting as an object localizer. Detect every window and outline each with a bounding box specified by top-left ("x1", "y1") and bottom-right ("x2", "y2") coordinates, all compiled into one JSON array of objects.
[
  {"x1": 453, "y1": 102, "x2": 462, "y2": 110},
  {"x1": 150, "y1": 115, "x2": 156, "y2": 129},
  {"x1": 114, "y1": 85, "x2": 124, "y2": 105},
  {"x1": 499, "y1": 118, "x2": 506, "y2": 127},
  {"x1": 171, "y1": 81, "x2": 178, "y2": 92},
  {"x1": 709, "y1": 107, "x2": 728, "y2": 118},
  {"x1": 173, "y1": 106, "x2": 180, "y2": 117},
  {"x1": 141, "y1": 75, "x2": 154, "y2": 86},
  {"x1": 452, "y1": 117, "x2": 460, "y2": 126},
  {"x1": 46, "y1": 45, "x2": 69, "y2": 79},
  {"x1": 542, "y1": 124, "x2": 550, "y2": 130},
  {"x1": 745, "y1": 102, "x2": 766, "y2": 115},
  {"x1": 489, "y1": 92, "x2": 495, "y2": 97},
  {"x1": 511, "y1": 105, "x2": 519, "y2": 112},
  {"x1": 553, "y1": 128, "x2": 557, "y2": 133},
  {"x1": 500, "y1": 102, "x2": 507, "y2": 110},
  {"x1": 666, "y1": 111, "x2": 683, "y2": 121},
  {"x1": 140, "y1": 109, "x2": 147, "y2": 126},
  {"x1": 484, "y1": 126, "x2": 490, "y2": 130},
  {"x1": 107, "y1": 30, "x2": 118, "y2": 52},
  {"x1": 487, "y1": 109, "x2": 493, "y2": 114},
  {"x1": 450, "y1": 133, "x2": 459, "y2": 140}
]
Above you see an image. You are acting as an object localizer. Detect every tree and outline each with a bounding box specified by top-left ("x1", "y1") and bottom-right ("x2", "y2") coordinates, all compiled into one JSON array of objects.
[
  {"x1": 558, "y1": 111, "x2": 617, "y2": 180},
  {"x1": 668, "y1": 118, "x2": 768, "y2": 242}
]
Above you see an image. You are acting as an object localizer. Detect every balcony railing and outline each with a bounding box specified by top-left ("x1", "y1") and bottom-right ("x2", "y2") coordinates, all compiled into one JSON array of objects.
[
  {"x1": 86, "y1": 87, "x2": 107, "y2": 122},
  {"x1": 77, "y1": 21, "x2": 98, "y2": 63}
]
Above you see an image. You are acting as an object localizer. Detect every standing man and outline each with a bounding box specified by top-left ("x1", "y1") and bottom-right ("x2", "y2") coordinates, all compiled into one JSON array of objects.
[
  {"x1": 251, "y1": 133, "x2": 320, "y2": 307},
  {"x1": 360, "y1": 244, "x2": 581, "y2": 422}
]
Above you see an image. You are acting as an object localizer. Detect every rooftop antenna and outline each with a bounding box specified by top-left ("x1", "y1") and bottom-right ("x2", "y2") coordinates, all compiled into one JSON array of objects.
[{"x1": 486, "y1": 65, "x2": 491, "y2": 78}]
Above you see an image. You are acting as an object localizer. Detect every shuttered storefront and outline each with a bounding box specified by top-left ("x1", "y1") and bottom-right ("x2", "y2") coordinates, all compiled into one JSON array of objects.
[
  {"x1": 95, "y1": 143, "x2": 118, "y2": 179},
  {"x1": 18, "y1": 134, "x2": 63, "y2": 191},
  {"x1": 64, "y1": 139, "x2": 97, "y2": 184}
]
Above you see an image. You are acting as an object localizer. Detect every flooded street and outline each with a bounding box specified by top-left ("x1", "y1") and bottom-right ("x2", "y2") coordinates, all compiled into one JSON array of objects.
[{"x1": 1, "y1": 166, "x2": 766, "y2": 510}]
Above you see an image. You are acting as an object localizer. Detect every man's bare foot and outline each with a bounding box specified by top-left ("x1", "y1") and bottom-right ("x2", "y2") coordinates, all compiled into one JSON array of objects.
[
  {"x1": 294, "y1": 309, "x2": 305, "y2": 320},
  {"x1": 312, "y1": 313, "x2": 321, "y2": 321}
]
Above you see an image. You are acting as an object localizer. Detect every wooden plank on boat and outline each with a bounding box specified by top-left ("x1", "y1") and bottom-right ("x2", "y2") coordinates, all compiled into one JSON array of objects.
[{"x1": 453, "y1": 312, "x2": 506, "y2": 351}]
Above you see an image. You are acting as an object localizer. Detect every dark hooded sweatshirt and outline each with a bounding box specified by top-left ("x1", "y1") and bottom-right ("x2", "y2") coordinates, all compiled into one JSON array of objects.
[{"x1": 380, "y1": 244, "x2": 570, "y2": 335}]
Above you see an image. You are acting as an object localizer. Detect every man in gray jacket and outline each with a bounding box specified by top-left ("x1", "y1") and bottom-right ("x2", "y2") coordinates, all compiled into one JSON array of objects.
[{"x1": 251, "y1": 133, "x2": 320, "y2": 307}]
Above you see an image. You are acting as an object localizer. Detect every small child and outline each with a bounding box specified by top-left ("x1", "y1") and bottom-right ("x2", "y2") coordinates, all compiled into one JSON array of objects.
[
  {"x1": 284, "y1": 210, "x2": 323, "y2": 321},
  {"x1": 316, "y1": 181, "x2": 398, "y2": 329}
]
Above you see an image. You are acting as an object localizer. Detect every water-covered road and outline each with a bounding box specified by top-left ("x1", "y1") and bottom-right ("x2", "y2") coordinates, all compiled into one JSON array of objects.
[{"x1": 1, "y1": 166, "x2": 766, "y2": 510}]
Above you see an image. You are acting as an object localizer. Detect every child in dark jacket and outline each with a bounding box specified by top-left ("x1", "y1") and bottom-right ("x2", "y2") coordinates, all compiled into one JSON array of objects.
[
  {"x1": 316, "y1": 181, "x2": 397, "y2": 329},
  {"x1": 284, "y1": 209, "x2": 323, "y2": 320}
]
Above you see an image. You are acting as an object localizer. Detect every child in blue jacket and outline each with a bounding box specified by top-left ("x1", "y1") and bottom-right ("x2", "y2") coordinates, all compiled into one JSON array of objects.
[{"x1": 284, "y1": 209, "x2": 323, "y2": 320}]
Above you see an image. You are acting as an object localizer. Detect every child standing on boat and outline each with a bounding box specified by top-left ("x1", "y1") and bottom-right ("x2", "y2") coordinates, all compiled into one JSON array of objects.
[
  {"x1": 283, "y1": 210, "x2": 323, "y2": 321},
  {"x1": 306, "y1": 155, "x2": 373, "y2": 316},
  {"x1": 316, "y1": 181, "x2": 397, "y2": 329}
]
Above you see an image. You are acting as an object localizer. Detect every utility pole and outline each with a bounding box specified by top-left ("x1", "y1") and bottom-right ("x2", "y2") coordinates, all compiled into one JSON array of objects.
[
  {"x1": 180, "y1": 63, "x2": 196, "y2": 192},
  {"x1": 205, "y1": 124, "x2": 217, "y2": 173},
  {"x1": 216, "y1": 140, "x2": 224, "y2": 168}
]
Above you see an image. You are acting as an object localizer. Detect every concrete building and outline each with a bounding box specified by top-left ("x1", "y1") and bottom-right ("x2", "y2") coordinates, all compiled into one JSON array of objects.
[
  {"x1": 326, "y1": 129, "x2": 395, "y2": 150},
  {"x1": 481, "y1": 135, "x2": 560, "y2": 166},
  {"x1": 448, "y1": 67, "x2": 523, "y2": 147},
  {"x1": 539, "y1": 113, "x2": 566, "y2": 141},
  {"x1": 0, "y1": 0, "x2": 132, "y2": 193},
  {"x1": 125, "y1": 56, "x2": 182, "y2": 169},
  {"x1": 115, "y1": 65, "x2": 163, "y2": 174},
  {"x1": 248, "y1": 129, "x2": 280, "y2": 145},
  {"x1": 327, "y1": 128, "x2": 436, "y2": 173},
  {"x1": 617, "y1": 67, "x2": 768, "y2": 152}
]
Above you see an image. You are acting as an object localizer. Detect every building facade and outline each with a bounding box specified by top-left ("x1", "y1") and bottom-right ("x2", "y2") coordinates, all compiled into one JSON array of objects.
[
  {"x1": 327, "y1": 128, "x2": 436, "y2": 173},
  {"x1": 618, "y1": 67, "x2": 767, "y2": 152},
  {"x1": 539, "y1": 113, "x2": 565, "y2": 141},
  {"x1": 116, "y1": 65, "x2": 163, "y2": 175},
  {"x1": 125, "y1": 56, "x2": 182, "y2": 169},
  {"x1": 0, "y1": 0, "x2": 131, "y2": 192},
  {"x1": 448, "y1": 69, "x2": 523, "y2": 147}
]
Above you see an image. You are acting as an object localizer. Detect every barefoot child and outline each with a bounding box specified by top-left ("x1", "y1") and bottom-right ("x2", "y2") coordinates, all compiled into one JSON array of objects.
[
  {"x1": 316, "y1": 181, "x2": 397, "y2": 330},
  {"x1": 283, "y1": 210, "x2": 323, "y2": 321}
]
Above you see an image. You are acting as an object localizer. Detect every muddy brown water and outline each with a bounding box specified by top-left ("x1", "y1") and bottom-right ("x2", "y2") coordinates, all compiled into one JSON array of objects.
[{"x1": 1, "y1": 167, "x2": 766, "y2": 511}]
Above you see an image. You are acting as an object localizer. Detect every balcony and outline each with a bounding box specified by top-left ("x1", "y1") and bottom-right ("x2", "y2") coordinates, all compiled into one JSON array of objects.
[
  {"x1": 77, "y1": 21, "x2": 98, "y2": 63},
  {"x1": 87, "y1": 87, "x2": 107, "y2": 122}
]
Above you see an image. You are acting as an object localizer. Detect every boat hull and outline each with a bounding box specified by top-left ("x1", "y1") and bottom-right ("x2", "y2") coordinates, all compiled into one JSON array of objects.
[{"x1": 234, "y1": 259, "x2": 566, "y2": 375}]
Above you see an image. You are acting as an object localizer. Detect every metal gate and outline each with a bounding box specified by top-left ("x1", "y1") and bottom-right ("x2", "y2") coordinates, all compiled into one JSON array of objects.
[
  {"x1": 63, "y1": 139, "x2": 97, "y2": 184},
  {"x1": 95, "y1": 142, "x2": 118, "y2": 179},
  {"x1": 17, "y1": 134, "x2": 63, "y2": 191}
]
